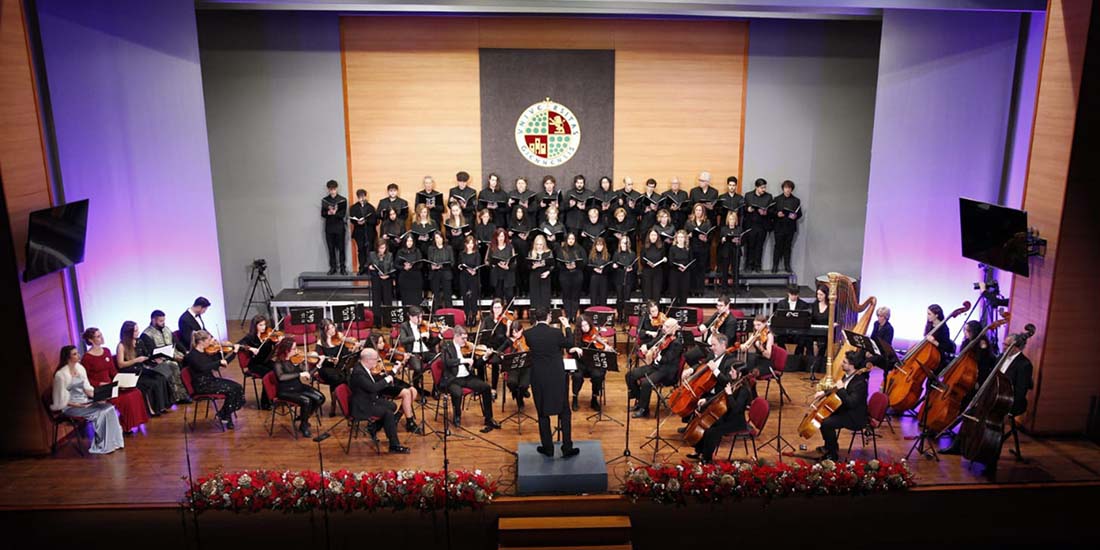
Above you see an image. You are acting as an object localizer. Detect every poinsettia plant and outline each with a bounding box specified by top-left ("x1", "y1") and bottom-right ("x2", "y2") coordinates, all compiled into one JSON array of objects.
[
  {"x1": 623, "y1": 459, "x2": 914, "y2": 505},
  {"x1": 184, "y1": 469, "x2": 497, "y2": 513}
]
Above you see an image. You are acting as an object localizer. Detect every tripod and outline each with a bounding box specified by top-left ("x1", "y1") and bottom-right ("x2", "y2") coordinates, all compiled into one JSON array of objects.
[
  {"x1": 238, "y1": 262, "x2": 274, "y2": 327},
  {"x1": 586, "y1": 377, "x2": 623, "y2": 430},
  {"x1": 499, "y1": 366, "x2": 537, "y2": 433},
  {"x1": 905, "y1": 393, "x2": 940, "y2": 461},
  {"x1": 639, "y1": 372, "x2": 679, "y2": 463},
  {"x1": 759, "y1": 369, "x2": 795, "y2": 460},
  {"x1": 609, "y1": 333, "x2": 649, "y2": 467}
]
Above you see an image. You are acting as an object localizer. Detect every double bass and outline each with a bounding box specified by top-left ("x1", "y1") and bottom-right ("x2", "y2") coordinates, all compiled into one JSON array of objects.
[
  {"x1": 919, "y1": 314, "x2": 1009, "y2": 433},
  {"x1": 797, "y1": 366, "x2": 873, "y2": 439},
  {"x1": 682, "y1": 373, "x2": 755, "y2": 445},
  {"x1": 883, "y1": 301, "x2": 970, "y2": 411}
]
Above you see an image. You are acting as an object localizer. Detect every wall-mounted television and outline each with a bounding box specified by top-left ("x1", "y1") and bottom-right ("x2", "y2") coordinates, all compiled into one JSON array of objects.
[
  {"x1": 959, "y1": 198, "x2": 1029, "y2": 277},
  {"x1": 23, "y1": 199, "x2": 89, "y2": 282}
]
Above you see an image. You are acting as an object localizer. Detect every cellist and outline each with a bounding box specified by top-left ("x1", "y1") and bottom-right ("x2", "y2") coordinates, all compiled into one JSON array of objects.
[
  {"x1": 814, "y1": 351, "x2": 869, "y2": 461},
  {"x1": 685, "y1": 360, "x2": 752, "y2": 464},
  {"x1": 676, "y1": 333, "x2": 743, "y2": 433}
]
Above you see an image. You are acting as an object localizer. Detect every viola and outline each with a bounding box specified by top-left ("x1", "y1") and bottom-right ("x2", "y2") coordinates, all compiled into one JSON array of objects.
[{"x1": 884, "y1": 301, "x2": 970, "y2": 411}]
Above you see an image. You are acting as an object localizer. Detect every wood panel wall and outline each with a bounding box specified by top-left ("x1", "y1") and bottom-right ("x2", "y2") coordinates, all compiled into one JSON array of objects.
[
  {"x1": 0, "y1": 0, "x2": 79, "y2": 454},
  {"x1": 341, "y1": 16, "x2": 748, "y2": 210},
  {"x1": 1009, "y1": 0, "x2": 1095, "y2": 434}
]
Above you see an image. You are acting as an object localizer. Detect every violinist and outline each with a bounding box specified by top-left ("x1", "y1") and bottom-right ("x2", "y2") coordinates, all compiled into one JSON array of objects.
[
  {"x1": 184, "y1": 330, "x2": 245, "y2": 429},
  {"x1": 476, "y1": 299, "x2": 513, "y2": 390},
  {"x1": 685, "y1": 346, "x2": 752, "y2": 463},
  {"x1": 272, "y1": 338, "x2": 326, "y2": 438},
  {"x1": 427, "y1": 231, "x2": 454, "y2": 307},
  {"x1": 611, "y1": 236, "x2": 637, "y2": 318},
  {"x1": 637, "y1": 300, "x2": 664, "y2": 350},
  {"x1": 640, "y1": 228, "x2": 666, "y2": 303},
  {"x1": 716, "y1": 210, "x2": 742, "y2": 293},
  {"x1": 558, "y1": 232, "x2": 586, "y2": 321},
  {"x1": 814, "y1": 351, "x2": 869, "y2": 461},
  {"x1": 501, "y1": 322, "x2": 531, "y2": 409},
  {"x1": 739, "y1": 314, "x2": 775, "y2": 379},
  {"x1": 397, "y1": 306, "x2": 435, "y2": 390},
  {"x1": 488, "y1": 228, "x2": 516, "y2": 303},
  {"x1": 415, "y1": 175, "x2": 444, "y2": 227},
  {"x1": 237, "y1": 314, "x2": 277, "y2": 409},
  {"x1": 395, "y1": 233, "x2": 424, "y2": 307},
  {"x1": 442, "y1": 326, "x2": 501, "y2": 432},
  {"x1": 349, "y1": 348, "x2": 411, "y2": 453},
  {"x1": 626, "y1": 317, "x2": 682, "y2": 418},
  {"x1": 367, "y1": 342, "x2": 423, "y2": 435},
  {"x1": 367, "y1": 239, "x2": 396, "y2": 322},
  {"x1": 316, "y1": 319, "x2": 360, "y2": 395},
  {"x1": 528, "y1": 234, "x2": 554, "y2": 312},
  {"x1": 699, "y1": 295, "x2": 738, "y2": 344},
  {"x1": 350, "y1": 188, "x2": 377, "y2": 275},
  {"x1": 587, "y1": 237, "x2": 612, "y2": 309},
  {"x1": 457, "y1": 235, "x2": 484, "y2": 326},
  {"x1": 570, "y1": 315, "x2": 608, "y2": 412}
]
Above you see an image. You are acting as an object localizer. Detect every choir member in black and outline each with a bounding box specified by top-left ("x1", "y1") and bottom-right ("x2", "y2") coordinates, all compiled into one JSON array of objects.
[
  {"x1": 442, "y1": 326, "x2": 501, "y2": 432},
  {"x1": 367, "y1": 239, "x2": 396, "y2": 321},
  {"x1": 427, "y1": 232, "x2": 454, "y2": 307},
  {"x1": 593, "y1": 176, "x2": 619, "y2": 222},
  {"x1": 396, "y1": 234, "x2": 424, "y2": 306},
  {"x1": 537, "y1": 175, "x2": 562, "y2": 224},
  {"x1": 871, "y1": 307, "x2": 895, "y2": 372},
  {"x1": 739, "y1": 314, "x2": 775, "y2": 378},
  {"x1": 185, "y1": 330, "x2": 245, "y2": 429},
  {"x1": 508, "y1": 204, "x2": 534, "y2": 296},
  {"x1": 316, "y1": 319, "x2": 361, "y2": 414},
  {"x1": 457, "y1": 236, "x2": 484, "y2": 326},
  {"x1": 349, "y1": 348, "x2": 410, "y2": 453},
  {"x1": 380, "y1": 206, "x2": 408, "y2": 252},
  {"x1": 570, "y1": 315, "x2": 610, "y2": 411},
  {"x1": 612, "y1": 237, "x2": 638, "y2": 318},
  {"x1": 626, "y1": 317, "x2": 682, "y2": 418},
  {"x1": 587, "y1": 237, "x2": 612, "y2": 309},
  {"x1": 508, "y1": 176, "x2": 537, "y2": 222},
  {"x1": 663, "y1": 176, "x2": 690, "y2": 228},
  {"x1": 639, "y1": 178, "x2": 662, "y2": 232},
  {"x1": 321, "y1": 179, "x2": 348, "y2": 275},
  {"x1": 538, "y1": 204, "x2": 565, "y2": 249},
  {"x1": 270, "y1": 338, "x2": 326, "y2": 437},
  {"x1": 415, "y1": 175, "x2": 445, "y2": 226},
  {"x1": 528, "y1": 235, "x2": 554, "y2": 313},
  {"x1": 376, "y1": 183, "x2": 409, "y2": 226},
  {"x1": 579, "y1": 207, "x2": 606, "y2": 253},
  {"x1": 410, "y1": 203, "x2": 438, "y2": 256},
  {"x1": 699, "y1": 295, "x2": 738, "y2": 344},
  {"x1": 558, "y1": 232, "x2": 587, "y2": 321},
  {"x1": 776, "y1": 285, "x2": 811, "y2": 346},
  {"x1": 501, "y1": 322, "x2": 531, "y2": 409},
  {"x1": 397, "y1": 306, "x2": 436, "y2": 390},
  {"x1": 608, "y1": 206, "x2": 636, "y2": 253},
  {"x1": 449, "y1": 170, "x2": 478, "y2": 221},
  {"x1": 716, "y1": 211, "x2": 743, "y2": 293},
  {"x1": 686, "y1": 337, "x2": 753, "y2": 463},
  {"x1": 475, "y1": 298, "x2": 512, "y2": 390},
  {"x1": 716, "y1": 176, "x2": 744, "y2": 226},
  {"x1": 525, "y1": 308, "x2": 582, "y2": 458},
  {"x1": 474, "y1": 208, "x2": 496, "y2": 262},
  {"x1": 653, "y1": 209, "x2": 677, "y2": 246},
  {"x1": 443, "y1": 202, "x2": 470, "y2": 256},
  {"x1": 619, "y1": 176, "x2": 642, "y2": 223},
  {"x1": 690, "y1": 171, "x2": 720, "y2": 225},
  {"x1": 350, "y1": 189, "x2": 377, "y2": 274},
  {"x1": 668, "y1": 230, "x2": 692, "y2": 307},
  {"x1": 924, "y1": 304, "x2": 957, "y2": 371},
  {"x1": 178, "y1": 296, "x2": 209, "y2": 351},
  {"x1": 742, "y1": 178, "x2": 773, "y2": 272},
  {"x1": 640, "y1": 228, "x2": 667, "y2": 303},
  {"x1": 684, "y1": 203, "x2": 714, "y2": 294},
  {"x1": 816, "y1": 351, "x2": 869, "y2": 461},
  {"x1": 480, "y1": 173, "x2": 508, "y2": 227},
  {"x1": 564, "y1": 174, "x2": 591, "y2": 234},
  {"x1": 116, "y1": 321, "x2": 172, "y2": 416},
  {"x1": 637, "y1": 301, "x2": 663, "y2": 350},
  {"x1": 488, "y1": 228, "x2": 516, "y2": 303},
  {"x1": 771, "y1": 180, "x2": 802, "y2": 273},
  {"x1": 237, "y1": 314, "x2": 276, "y2": 409}
]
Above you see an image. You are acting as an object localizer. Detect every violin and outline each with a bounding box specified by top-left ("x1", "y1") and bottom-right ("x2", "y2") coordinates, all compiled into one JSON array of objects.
[
  {"x1": 378, "y1": 340, "x2": 408, "y2": 363},
  {"x1": 288, "y1": 350, "x2": 321, "y2": 367},
  {"x1": 328, "y1": 334, "x2": 359, "y2": 349},
  {"x1": 460, "y1": 341, "x2": 494, "y2": 358},
  {"x1": 581, "y1": 327, "x2": 609, "y2": 350},
  {"x1": 258, "y1": 328, "x2": 285, "y2": 343},
  {"x1": 650, "y1": 312, "x2": 667, "y2": 328},
  {"x1": 643, "y1": 331, "x2": 675, "y2": 364},
  {"x1": 203, "y1": 341, "x2": 235, "y2": 355},
  {"x1": 704, "y1": 309, "x2": 730, "y2": 338},
  {"x1": 511, "y1": 335, "x2": 529, "y2": 353}
]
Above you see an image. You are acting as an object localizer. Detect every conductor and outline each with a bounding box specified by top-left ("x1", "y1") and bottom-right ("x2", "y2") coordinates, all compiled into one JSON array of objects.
[{"x1": 524, "y1": 307, "x2": 583, "y2": 458}]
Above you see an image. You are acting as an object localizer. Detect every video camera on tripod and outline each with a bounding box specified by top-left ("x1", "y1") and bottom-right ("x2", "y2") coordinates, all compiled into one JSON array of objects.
[
  {"x1": 973, "y1": 276, "x2": 1009, "y2": 309},
  {"x1": 249, "y1": 258, "x2": 267, "y2": 279}
]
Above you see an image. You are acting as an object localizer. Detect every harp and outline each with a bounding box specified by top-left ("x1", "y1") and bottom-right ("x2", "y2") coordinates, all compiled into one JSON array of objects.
[{"x1": 824, "y1": 273, "x2": 877, "y2": 381}]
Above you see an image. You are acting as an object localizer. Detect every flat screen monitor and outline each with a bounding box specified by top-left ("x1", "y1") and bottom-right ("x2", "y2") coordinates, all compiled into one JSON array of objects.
[
  {"x1": 959, "y1": 197, "x2": 1029, "y2": 277},
  {"x1": 23, "y1": 199, "x2": 89, "y2": 282}
]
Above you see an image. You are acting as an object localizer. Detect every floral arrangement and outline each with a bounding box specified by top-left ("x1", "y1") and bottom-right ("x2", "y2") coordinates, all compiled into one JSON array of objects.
[
  {"x1": 623, "y1": 459, "x2": 914, "y2": 505},
  {"x1": 185, "y1": 469, "x2": 496, "y2": 513}
]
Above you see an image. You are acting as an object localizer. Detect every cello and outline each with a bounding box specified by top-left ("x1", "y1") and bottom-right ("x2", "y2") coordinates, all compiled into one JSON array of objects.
[
  {"x1": 797, "y1": 365, "x2": 873, "y2": 439},
  {"x1": 682, "y1": 373, "x2": 755, "y2": 445},
  {"x1": 884, "y1": 301, "x2": 970, "y2": 411},
  {"x1": 667, "y1": 349, "x2": 733, "y2": 418},
  {"x1": 919, "y1": 314, "x2": 1009, "y2": 433}
]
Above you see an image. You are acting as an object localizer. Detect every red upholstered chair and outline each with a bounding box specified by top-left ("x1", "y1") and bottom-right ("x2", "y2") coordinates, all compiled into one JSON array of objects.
[
  {"x1": 262, "y1": 371, "x2": 306, "y2": 439},
  {"x1": 43, "y1": 393, "x2": 87, "y2": 456},
  {"x1": 724, "y1": 397, "x2": 770, "y2": 461},
  {"x1": 584, "y1": 306, "x2": 618, "y2": 348},
  {"x1": 846, "y1": 391, "x2": 888, "y2": 460},
  {"x1": 428, "y1": 357, "x2": 474, "y2": 422},
  {"x1": 627, "y1": 315, "x2": 640, "y2": 342},
  {"x1": 334, "y1": 384, "x2": 381, "y2": 455},
  {"x1": 348, "y1": 310, "x2": 375, "y2": 339},
  {"x1": 236, "y1": 349, "x2": 264, "y2": 407},
  {"x1": 760, "y1": 345, "x2": 792, "y2": 405},
  {"x1": 284, "y1": 318, "x2": 317, "y2": 346},
  {"x1": 180, "y1": 367, "x2": 226, "y2": 432},
  {"x1": 682, "y1": 307, "x2": 705, "y2": 338},
  {"x1": 435, "y1": 308, "x2": 466, "y2": 329}
]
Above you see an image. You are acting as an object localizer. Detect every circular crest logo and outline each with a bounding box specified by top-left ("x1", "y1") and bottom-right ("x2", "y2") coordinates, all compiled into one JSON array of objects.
[{"x1": 515, "y1": 99, "x2": 580, "y2": 167}]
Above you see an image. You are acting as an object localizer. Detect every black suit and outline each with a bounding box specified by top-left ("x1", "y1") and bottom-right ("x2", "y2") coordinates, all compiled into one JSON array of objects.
[
  {"x1": 441, "y1": 342, "x2": 494, "y2": 425},
  {"x1": 395, "y1": 321, "x2": 433, "y2": 381},
  {"x1": 626, "y1": 338, "x2": 683, "y2": 414},
  {"x1": 1002, "y1": 353, "x2": 1034, "y2": 416},
  {"x1": 702, "y1": 310, "x2": 738, "y2": 345},
  {"x1": 348, "y1": 364, "x2": 401, "y2": 448},
  {"x1": 775, "y1": 298, "x2": 811, "y2": 351},
  {"x1": 819, "y1": 371, "x2": 869, "y2": 457},
  {"x1": 177, "y1": 310, "x2": 204, "y2": 351},
  {"x1": 524, "y1": 322, "x2": 575, "y2": 452}
]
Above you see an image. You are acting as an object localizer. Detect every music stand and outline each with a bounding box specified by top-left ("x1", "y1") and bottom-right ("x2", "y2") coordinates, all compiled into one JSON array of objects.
[
  {"x1": 579, "y1": 348, "x2": 623, "y2": 429},
  {"x1": 590, "y1": 310, "x2": 616, "y2": 329},
  {"x1": 435, "y1": 313, "x2": 457, "y2": 329},
  {"x1": 290, "y1": 307, "x2": 323, "y2": 327},
  {"x1": 383, "y1": 305, "x2": 406, "y2": 328},
  {"x1": 497, "y1": 351, "x2": 536, "y2": 431},
  {"x1": 668, "y1": 307, "x2": 694, "y2": 327}
]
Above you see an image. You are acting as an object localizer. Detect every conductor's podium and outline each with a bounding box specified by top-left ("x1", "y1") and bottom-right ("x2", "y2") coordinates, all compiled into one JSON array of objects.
[{"x1": 516, "y1": 440, "x2": 608, "y2": 495}]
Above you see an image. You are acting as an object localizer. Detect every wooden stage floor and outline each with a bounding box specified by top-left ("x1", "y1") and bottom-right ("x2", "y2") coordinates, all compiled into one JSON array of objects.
[{"x1": 3, "y1": 322, "x2": 1100, "y2": 509}]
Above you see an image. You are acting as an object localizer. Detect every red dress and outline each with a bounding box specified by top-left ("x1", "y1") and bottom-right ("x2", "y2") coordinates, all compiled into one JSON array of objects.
[{"x1": 82, "y1": 349, "x2": 150, "y2": 431}]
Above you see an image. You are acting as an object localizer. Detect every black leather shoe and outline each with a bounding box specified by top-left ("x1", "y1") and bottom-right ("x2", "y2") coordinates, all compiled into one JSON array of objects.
[
  {"x1": 406, "y1": 420, "x2": 422, "y2": 434},
  {"x1": 480, "y1": 420, "x2": 502, "y2": 433},
  {"x1": 590, "y1": 396, "x2": 601, "y2": 411},
  {"x1": 224, "y1": 419, "x2": 235, "y2": 430},
  {"x1": 452, "y1": 416, "x2": 462, "y2": 428},
  {"x1": 339, "y1": 268, "x2": 348, "y2": 275},
  {"x1": 686, "y1": 452, "x2": 702, "y2": 460},
  {"x1": 677, "y1": 426, "x2": 687, "y2": 434},
  {"x1": 536, "y1": 446, "x2": 554, "y2": 457},
  {"x1": 631, "y1": 409, "x2": 649, "y2": 419},
  {"x1": 389, "y1": 445, "x2": 411, "y2": 454},
  {"x1": 561, "y1": 446, "x2": 580, "y2": 459},
  {"x1": 300, "y1": 425, "x2": 312, "y2": 438},
  {"x1": 327, "y1": 268, "x2": 336, "y2": 275},
  {"x1": 572, "y1": 395, "x2": 579, "y2": 411}
]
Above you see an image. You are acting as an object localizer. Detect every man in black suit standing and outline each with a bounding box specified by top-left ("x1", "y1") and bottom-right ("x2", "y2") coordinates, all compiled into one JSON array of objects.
[
  {"x1": 349, "y1": 348, "x2": 410, "y2": 454},
  {"x1": 524, "y1": 307, "x2": 584, "y2": 458},
  {"x1": 177, "y1": 296, "x2": 210, "y2": 351},
  {"x1": 322, "y1": 179, "x2": 348, "y2": 275},
  {"x1": 816, "y1": 351, "x2": 869, "y2": 461}
]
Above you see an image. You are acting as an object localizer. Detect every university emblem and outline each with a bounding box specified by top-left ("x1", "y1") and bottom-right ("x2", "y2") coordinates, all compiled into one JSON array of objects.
[{"x1": 515, "y1": 99, "x2": 580, "y2": 167}]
